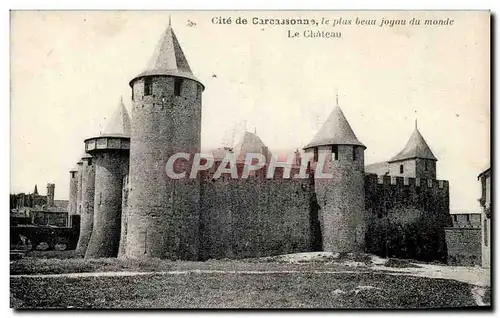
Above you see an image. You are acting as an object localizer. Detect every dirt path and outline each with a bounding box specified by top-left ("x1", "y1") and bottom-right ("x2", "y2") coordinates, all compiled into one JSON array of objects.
[
  {"x1": 11, "y1": 269, "x2": 362, "y2": 279},
  {"x1": 371, "y1": 263, "x2": 490, "y2": 287}
]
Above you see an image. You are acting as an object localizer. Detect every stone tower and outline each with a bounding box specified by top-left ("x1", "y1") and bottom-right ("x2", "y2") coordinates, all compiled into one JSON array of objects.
[
  {"x1": 46, "y1": 183, "x2": 55, "y2": 206},
  {"x1": 304, "y1": 103, "x2": 366, "y2": 253},
  {"x1": 84, "y1": 99, "x2": 131, "y2": 258},
  {"x1": 76, "y1": 159, "x2": 83, "y2": 214},
  {"x1": 125, "y1": 21, "x2": 204, "y2": 260},
  {"x1": 68, "y1": 166, "x2": 78, "y2": 214},
  {"x1": 387, "y1": 121, "x2": 437, "y2": 179},
  {"x1": 75, "y1": 152, "x2": 96, "y2": 257}
]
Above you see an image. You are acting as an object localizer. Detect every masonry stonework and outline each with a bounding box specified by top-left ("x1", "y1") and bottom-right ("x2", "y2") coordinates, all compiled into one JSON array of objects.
[
  {"x1": 85, "y1": 150, "x2": 129, "y2": 258},
  {"x1": 125, "y1": 75, "x2": 203, "y2": 260},
  {"x1": 118, "y1": 174, "x2": 129, "y2": 258},
  {"x1": 364, "y1": 174, "x2": 451, "y2": 261},
  {"x1": 200, "y1": 178, "x2": 315, "y2": 260},
  {"x1": 388, "y1": 159, "x2": 436, "y2": 179},
  {"x1": 75, "y1": 154, "x2": 96, "y2": 256},
  {"x1": 312, "y1": 145, "x2": 366, "y2": 253},
  {"x1": 68, "y1": 167, "x2": 78, "y2": 215},
  {"x1": 75, "y1": 22, "x2": 452, "y2": 263},
  {"x1": 445, "y1": 228, "x2": 481, "y2": 266},
  {"x1": 46, "y1": 183, "x2": 55, "y2": 206},
  {"x1": 76, "y1": 160, "x2": 83, "y2": 215}
]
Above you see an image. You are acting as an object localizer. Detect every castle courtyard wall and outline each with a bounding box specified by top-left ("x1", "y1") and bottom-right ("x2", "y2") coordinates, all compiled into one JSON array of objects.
[
  {"x1": 199, "y1": 178, "x2": 315, "y2": 260},
  {"x1": 444, "y1": 227, "x2": 481, "y2": 266},
  {"x1": 364, "y1": 174, "x2": 451, "y2": 262}
]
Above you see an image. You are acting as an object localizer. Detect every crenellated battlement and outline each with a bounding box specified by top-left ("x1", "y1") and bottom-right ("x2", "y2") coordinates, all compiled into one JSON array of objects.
[
  {"x1": 201, "y1": 173, "x2": 312, "y2": 189},
  {"x1": 364, "y1": 172, "x2": 451, "y2": 261},
  {"x1": 367, "y1": 173, "x2": 449, "y2": 190}
]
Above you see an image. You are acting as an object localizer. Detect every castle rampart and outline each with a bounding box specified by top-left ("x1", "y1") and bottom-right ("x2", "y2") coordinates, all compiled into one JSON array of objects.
[
  {"x1": 364, "y1": 173, "x2": 451, "y2": 261},
  {"x1": 200, "y1": 177, "x2": 316, "y2": 260},
  {"x1": 71, "y1": 21, "x2": 452, "y2": 264}
]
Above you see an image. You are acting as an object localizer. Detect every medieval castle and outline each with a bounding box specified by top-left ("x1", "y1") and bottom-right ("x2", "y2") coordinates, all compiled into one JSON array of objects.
[{"x1": 70, "y1": 21, "x2": 451, "y2": 261}]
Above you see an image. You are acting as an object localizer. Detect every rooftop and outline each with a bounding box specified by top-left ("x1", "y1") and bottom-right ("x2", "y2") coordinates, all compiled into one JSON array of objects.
[
  {"x1": 304, "y1": 105, "x2": 365, "y2": 150},
  {"x1": 130, "y1": 20, "x2": 203, "y2": 87},
  {"x1": 99, "y1": 97, "x2": 132, "y2": 138},
  {"x1": 388, "y1": 124, "x2": 437, "y2": 163},
  {"x1": 234, "y1": 131, "x2": 272, "y2": 163}
]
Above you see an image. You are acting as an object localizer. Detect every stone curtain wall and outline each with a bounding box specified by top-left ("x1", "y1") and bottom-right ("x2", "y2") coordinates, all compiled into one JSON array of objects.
[
  {"x1": 364, "y1": 174, "x2": 451, "y2": 262},
  {"x1": 444, "y1": 228, "x2": 482, "y2": 266},
  {"x1": 199, "y1": 178, "x2": 315, "y2": 260}
]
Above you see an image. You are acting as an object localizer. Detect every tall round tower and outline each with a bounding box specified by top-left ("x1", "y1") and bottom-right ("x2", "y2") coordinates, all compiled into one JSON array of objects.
[
  {"x1": 75, "y1": 152, "x2": 96, "y2": 257},
  {"x1": 76, "y1": 159, "x2": 83, "y2": 214},
  {"x1": 46, "y1": 183, "x2": 55, "y2": 207},
  {"x1": 84, "y1": 99, "x2": 131, "y2": 258},
  {"x1": 304, "y1": 102, "x2": 366, "y2": 253},
  {"x1": 68, "y1": 166, "x2": 78, "y2": 215},
  {"x1": 124, "y1": 21, "x2": 204, "y2": 260}
]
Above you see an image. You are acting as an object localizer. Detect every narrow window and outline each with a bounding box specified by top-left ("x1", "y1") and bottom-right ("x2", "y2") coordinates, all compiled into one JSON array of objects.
[
  {"x1": 313, "y1": 148, "x2": 318, "y2": 162},
  {"x1": 174, "y1": 78, "x2": 182, "y2": 96},
  {"x1": 131, "y1": 87, "x2": 135, "y2": 101},
  {"x1": 88, "y1": 158, "x2": 92, "y2": 166},
  {"x1": 352, "y1": 146, "x2": 357, "y2": 161},
  {"x1": 71, "y1": 172, "x2": 76, "y2": 178},
  {"x1": 144, "y1": 77, "x2": 153, "y2": 96},
  {"x1": 400, "y1": 164, "x2": 404, "y2": 174},
  {"x1": 332, "y1": 145, "x2": 339, "y2": 161},
  {"x1": 484, "y1": 219, "x2": 488, "y2": 246},
  {"x1": 425, "y1": 161, "x2": 429, "y2": 171},
  {"x1": 466, "y1": 214, "x2": 470, "y2": 222},
  {"x1": 453, "y1": 215, "x2": 457, "y2": 222}
]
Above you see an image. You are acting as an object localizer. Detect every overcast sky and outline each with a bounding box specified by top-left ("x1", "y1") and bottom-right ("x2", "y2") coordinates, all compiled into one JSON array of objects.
[{"x1": 10, "y1": 11, "x2": 489, "y2": 212}]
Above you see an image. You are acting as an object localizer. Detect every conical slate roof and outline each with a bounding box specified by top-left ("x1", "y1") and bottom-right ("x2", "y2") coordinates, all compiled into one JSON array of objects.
[
  {"x1": 235, "y1": 131, "x2": 272, "y2": 163},
  {"x1": 100, "y1": 98, "x2": 131, "y2": 138},
  {"x1": 130, "y1": 22, "x2": 203, "y2": 87},
  {"x1": 304, "y1": 106, "x2": 365, "y2": 149},
  {"x1": 388, "y1": 127, "x2": 437, "y2": 162},
  {"x1": 81, "y1": 152, "x2": 92, "y2": 159}
]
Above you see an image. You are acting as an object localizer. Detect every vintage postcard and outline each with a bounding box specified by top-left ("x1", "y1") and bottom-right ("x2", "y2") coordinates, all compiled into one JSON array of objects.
[{"x1": 9, "y1": 10, "x2": 491, "y2": 309}]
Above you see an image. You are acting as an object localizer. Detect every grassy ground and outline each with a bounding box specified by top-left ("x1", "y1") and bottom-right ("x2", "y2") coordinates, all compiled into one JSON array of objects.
[
  {"x1": 10, "y1": 252, "x2": 377, "y2": 276},
  {"x1": 11, "y1": 271, "x2": 478, "y2": 309},
  {"x1": 10, "y1": 252, "x2": 490, "y2": 309}
]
